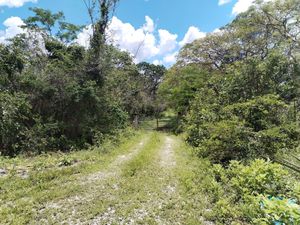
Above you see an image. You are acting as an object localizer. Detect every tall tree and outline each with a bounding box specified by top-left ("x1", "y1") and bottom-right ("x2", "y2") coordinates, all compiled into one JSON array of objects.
[{"x1": 83, "y1": 0, "x2": 120, "y2": 84}]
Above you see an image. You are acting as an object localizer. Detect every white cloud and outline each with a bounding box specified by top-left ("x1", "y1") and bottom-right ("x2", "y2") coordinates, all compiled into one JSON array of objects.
[
  {"x1": 105, "y1": 17, "x2": 204, "y2": 64},
  {"x1": 157, "y1": 29, "x2": 177, "y2": 55},
  {"x1": 218, "y1": 0, "x2": 232, "y2": 6},
  {"x1": 232, "y1": 0, "x2": 273, "y2": 15},
  {"x1": 75, "y1": 16, "x2": 206, "y2": 66},
  {"x1": 153, "y1": 59, "x2": 163, "y2": 65},
  {"x1": 143, "y1": 16, "x2": 154, "y2": 33},
  {"x1": 107, "y1": 16, "x2": 159, "y2": 62},
  {"x1": 0, "y1": 0, "x2": 37, "y2": 8},
  {"x1": 0, "y1": 16, "x2": 46, "y2": 55},
  {"x1": 213, "y1": 28, "x2": 221, "y2": 33},
  {"x1": 232, "y1": 0, "x2": 254, "y2": 14},
  {"x1": 179, "y1": 26, "x2": 206, "y2": 47},
  {"x1": 0, "y1": 16, "x2": 25, "y2": 43},
  {"x1": 163, "y1": 51, "x2": 178, "y2": 64},
  {"x1": 102, "y1": 16, "x2": 180, "y2": 63},
  {"x1": 76, "y1": 25, "x2": 92, "y2": 48}
]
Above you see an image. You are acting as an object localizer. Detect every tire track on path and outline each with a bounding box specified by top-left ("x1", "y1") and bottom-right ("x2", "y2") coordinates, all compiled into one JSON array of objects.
[
  {"x1": 35, "y1": 135, "x2": 151, "y2": 224},
  {"x1": 89, "y1": 134, "x2": 181, "y2": 225}
]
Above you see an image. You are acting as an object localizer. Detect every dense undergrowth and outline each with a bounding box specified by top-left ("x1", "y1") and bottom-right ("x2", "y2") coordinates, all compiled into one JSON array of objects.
[
  {"x1": 176, "y1": 140, "x2": 300, "y2": 224},
  {"x1": 159, "y1": 0, "x2": 300, "y2": 224},
  {"x1": 0, "y1": 4, "x2": 166, "y2": 156}
]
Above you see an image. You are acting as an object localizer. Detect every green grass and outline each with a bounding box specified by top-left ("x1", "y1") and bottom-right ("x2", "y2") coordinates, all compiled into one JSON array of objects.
[
  {"x1": 0, "y1": 126, "x2": 216, "y2": 224},
  {"x1": 173, "y1": 136, "x2": 217, "y2": 224},
  {"x1": 123, "y1": 132, "x2": 160, "y2": 177},
  {"x1": 79, "y1": 132, "x2": 215, "y2": 224},
  {"x1": 0, "y1": 130, "x2": 145, "y2": 224},
  {"x1": 79, "y1": 132, "x2": 173, "y2": 224},
  {"x1": 28, "y1": 131, "x2": 161, "y2": 224}
]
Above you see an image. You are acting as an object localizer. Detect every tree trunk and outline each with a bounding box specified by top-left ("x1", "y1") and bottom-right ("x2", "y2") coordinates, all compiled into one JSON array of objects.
[{"x1": 133, "y1": 114, "x2": 139, "y2": 129}]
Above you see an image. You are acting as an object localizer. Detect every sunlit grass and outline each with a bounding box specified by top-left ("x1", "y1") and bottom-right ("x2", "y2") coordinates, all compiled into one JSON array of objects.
[{"x1": 0, "y1": 131, "x2": 144, "y2": 224}]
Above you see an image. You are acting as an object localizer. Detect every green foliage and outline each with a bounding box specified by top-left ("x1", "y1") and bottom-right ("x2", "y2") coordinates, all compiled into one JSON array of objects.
[
  {"x1": 25, "y1": 7, "x2": 64, "y2": 34},
  {"x1": 137, "y1": 62, "x2": 166, "y2": 118},
  {"x1": 251, "y1": 124, "x2": 300, "y2": 157},
  {"x1": 194, "y1": 120, "x2": 253, "y2": 163},
  {"x1": 58, "y1": 156, "x2": 77, "y2": 167},
  {"x1": 159, "y1": 65, "x2": 210, "y2": 116},
  {"x1": 209, "y1": 160, "x2": 300, "y2": 224},
  {"x1": 0, "y1": 5, "x2": 156, "y2": 156},
  {"x1": 24, "y1": 7, "x2": 83, "y2": 43},
  {"x1": 0, "y1": 43, "x2": 25, "y2": 91},
  {"x1": 20, "y1": 120, "x2": 69, "y2": 154},
  {"x1": 180, "y1": 59, "x2": 299, "y2": 163},
  {"x1": 0, "y1": 92, "x2": 32, "y2": 156},
  {"x1": 220, "y1": 160, "x2": 292, "y2": 197},
  {"x1": 255, "y1": 197, "x2": 300, "y2": 225},
  {"x1": 186, "y1": 93, "x2": 299, "y2": 163},
  {"x1": 223, "y1": 95, "x2": 288, "y2": 131},
  {"x1": 224, "y1": 53, "x2": 298, "y2": 103}
]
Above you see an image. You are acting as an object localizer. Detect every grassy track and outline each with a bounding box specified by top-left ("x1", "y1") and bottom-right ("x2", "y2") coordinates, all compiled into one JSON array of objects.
[{"x1": 0, "y1": 128, "x2": 214, "y2": 225}]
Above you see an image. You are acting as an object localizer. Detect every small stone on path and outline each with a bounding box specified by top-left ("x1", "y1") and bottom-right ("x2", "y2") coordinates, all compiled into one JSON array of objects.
[{"x1": 0, "y1": 168, "x2": 7, "y2": 177}]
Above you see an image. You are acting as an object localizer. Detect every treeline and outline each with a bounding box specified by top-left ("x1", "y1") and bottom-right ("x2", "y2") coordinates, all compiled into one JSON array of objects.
[
  {"x1": 160, "y1": 0, "x2": 300, "y2": 164},
  {"x1": 0, "y1": 2, "x2": 165, "y2": 156},
  {"x1": 159, "y1": 0, "x2": 300, "y2": 223}
]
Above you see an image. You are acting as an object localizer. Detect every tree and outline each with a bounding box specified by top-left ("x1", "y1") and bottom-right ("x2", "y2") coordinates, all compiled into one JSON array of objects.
[
  {"x1": 0, "y1": 3, "x2": 139, "y2": 155},
  {"x1": 159, "y1": 65, "x2": 210, "y2": 117},
  {"x1": 0, "y1": 42, "x2": 25, "y2": 92},
  {"x1": 82, "y1": 0, "x2": 120, "y2": 84},
  {"x1": 137, "y1": 62, "x2": 166, "y2": 98},
  {"x1": 159, "y1": 0, "x2": 300, "y2": 165},
  {"x1": 24, "y1": 7, "x2": 64, "y2": 36},
  {"x1": 24, "y1": 7, "x2": 83, "y2": 43},
  {"x1": 177, "y1": 0, "x2": 300, "y2": 70},
  {"x1": 137, "y1": 62, "x2": 166, "y2": 127}
]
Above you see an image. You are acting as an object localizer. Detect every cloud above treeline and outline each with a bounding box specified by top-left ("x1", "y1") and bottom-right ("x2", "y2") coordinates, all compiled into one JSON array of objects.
[
  {"x1": 0, "y1": 14, "x2": 205, "y2": 66},
  {"x1": 1, "y1": 0, "x2": 273, "y2": 66},
  {"x1": 0, "y1": 16, "x2": 25, "y2": 43},
  {"x1": 218, "y1": 0, "x2": 274, "y2": 15},
  {"x1": 76, "y1": 16, "x2": 206, "y2": 65}
]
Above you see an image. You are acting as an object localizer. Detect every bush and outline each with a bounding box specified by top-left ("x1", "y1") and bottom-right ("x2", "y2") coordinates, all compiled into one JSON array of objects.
[
  {"x1": 255, "y1": 197, "x2": 300, "y2": 225},
  {"x1": 251, "y1": 124, "x2": 300, "y2": 158},
  {"x1": 223, "y1": 160, "x2": 292, "y2": 197},
  {"x1": 209, "y1": 159, "x2": 300, "y2": 224},
  {"x1": 20, "y1": 119, "x2": 70, "y2": 155},
  {"x1": 0, "y1": 92, "x2": 33, "y2": 156},
  {"x1": 223, "y1": 95, "x2": 288, "y2": 131},
  {"x1": 194, "y1": 120, "x2": 253, "y2": 164},
  {"x1": 186, "y1": 94, "x2": 299, "y2": 163}
]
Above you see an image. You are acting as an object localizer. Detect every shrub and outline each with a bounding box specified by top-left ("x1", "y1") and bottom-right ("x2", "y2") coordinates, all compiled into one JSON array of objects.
[
  {"x1": 251, "y1": 124, "x2": 300, "y2": 158},
  {"x1": 223, "y1": 95, "x2": 288, "y2": 131},
  {"x1": 20, "y1": 119, "x2": 70, "y2": 155},
  {"x1": 224, "y1": 160, "x2": 292, "y2": 197},
  {"x1": 194, "y1": 120, "x2": 253, "y2": 164},
  {"x1": 58, "y1": 156, "x2": 78, "y2": 167},
  {"x1": 210, "y1": 159, "x2": 300, "y2": 224},
  {"x1": 255, "y1": 197, "x2": 300, "y2": 225},
  {"x1": 0, "y1": 92, "x2": 33, "y2": 156}
]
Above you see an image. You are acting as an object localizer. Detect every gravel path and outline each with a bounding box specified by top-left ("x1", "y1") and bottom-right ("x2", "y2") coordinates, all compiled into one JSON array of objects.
[{"x1": 35, "y1": 136, "x2": 150, "y2": 224}]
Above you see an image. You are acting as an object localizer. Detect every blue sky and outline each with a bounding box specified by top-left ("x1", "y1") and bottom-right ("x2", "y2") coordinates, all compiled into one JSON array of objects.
[{"x1": 0, "y1": 0, "x2": 259, "y2": 65}]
